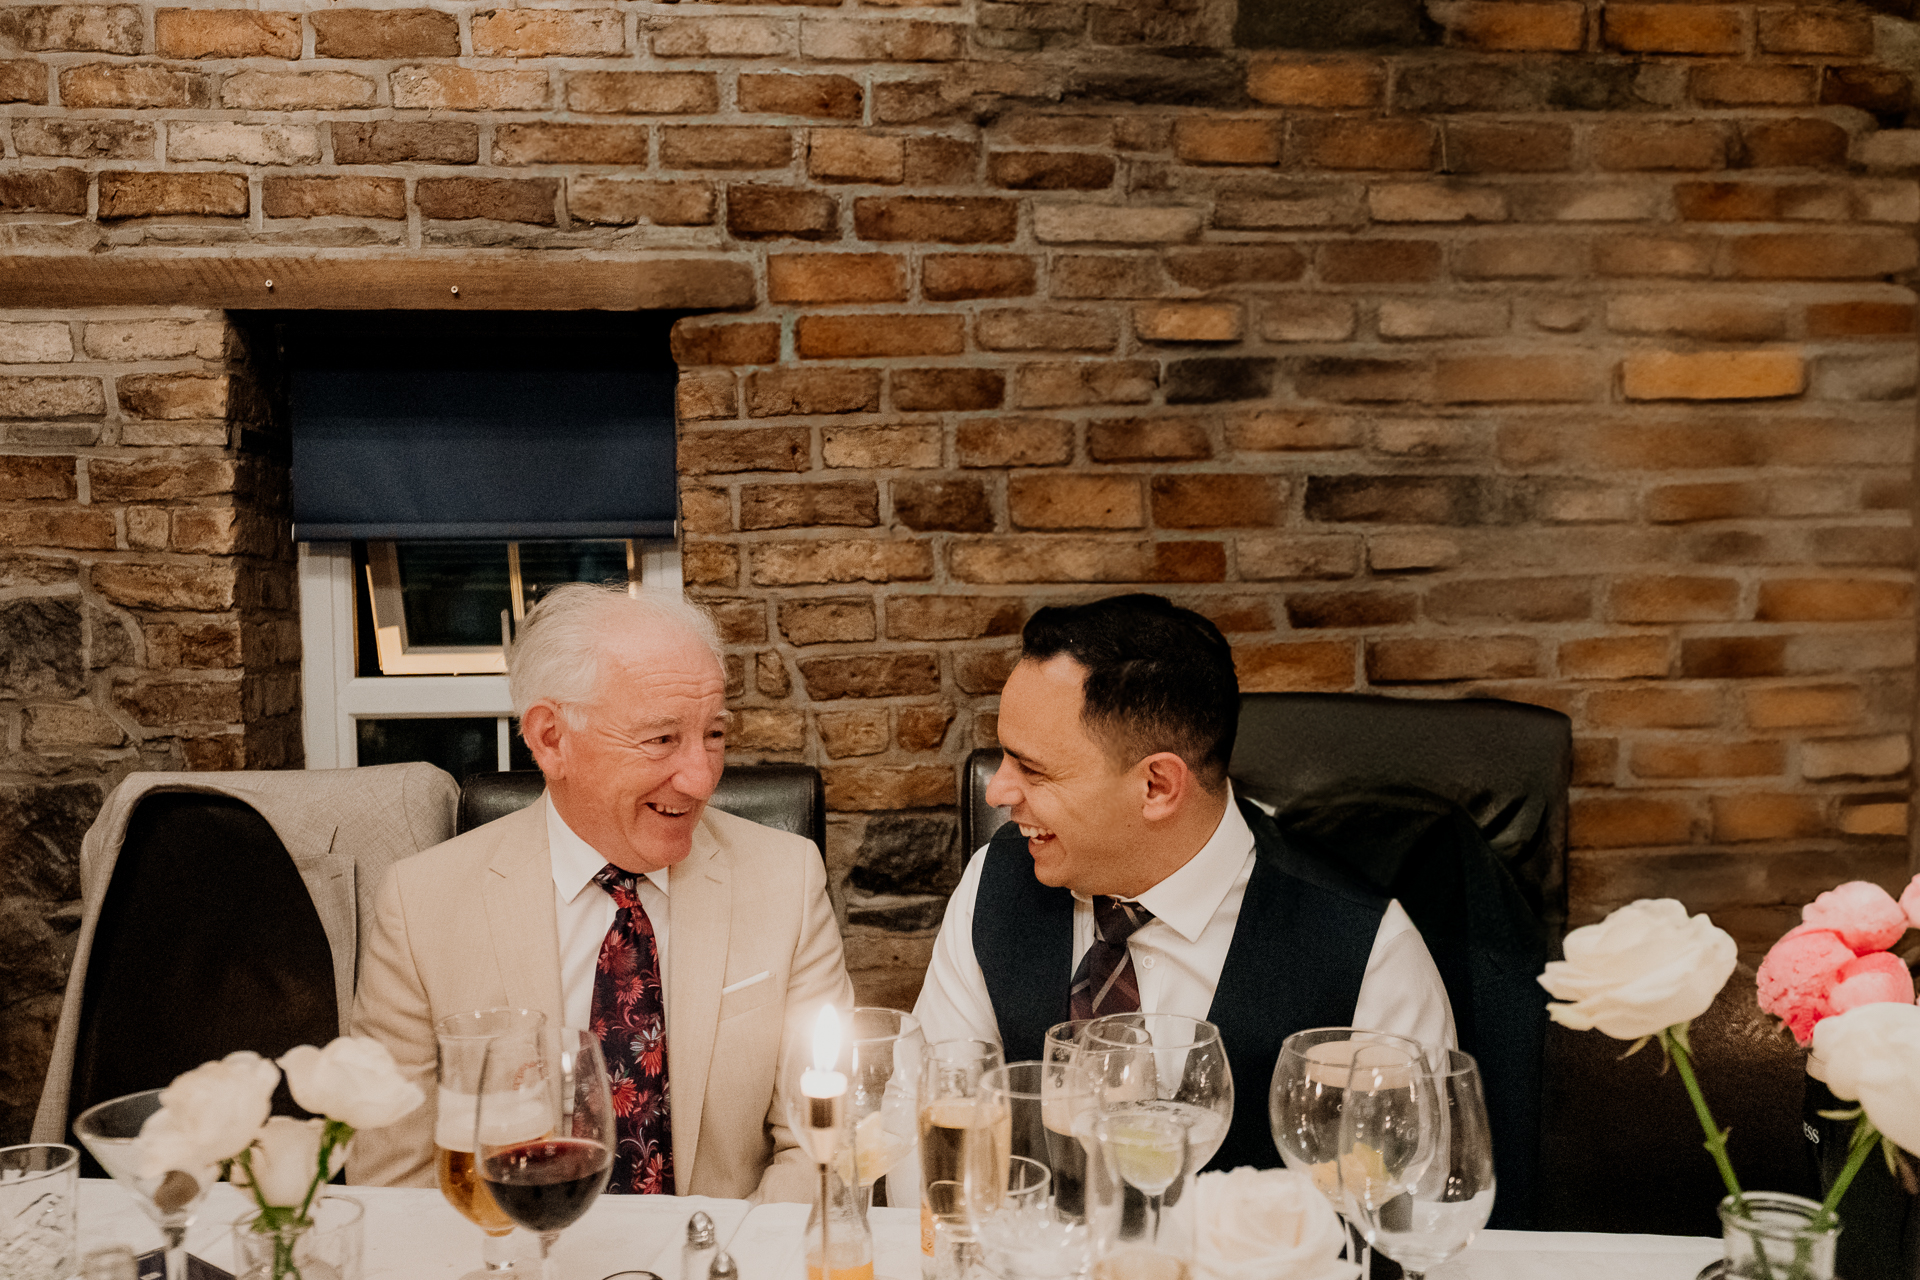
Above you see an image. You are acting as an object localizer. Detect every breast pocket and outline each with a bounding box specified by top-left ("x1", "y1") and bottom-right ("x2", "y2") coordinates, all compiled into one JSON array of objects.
[{"x1": 718, "y1": 968, "x2": 777, "y2": 1021}]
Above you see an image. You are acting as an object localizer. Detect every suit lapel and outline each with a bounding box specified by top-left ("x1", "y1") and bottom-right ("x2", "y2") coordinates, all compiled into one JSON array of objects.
[
  {"x1": 667, "y1": 816, "x2": 729, "y2": 1195},
  {"x1": 482, "y1": 797, "x2": 567, "y2": 1035}
]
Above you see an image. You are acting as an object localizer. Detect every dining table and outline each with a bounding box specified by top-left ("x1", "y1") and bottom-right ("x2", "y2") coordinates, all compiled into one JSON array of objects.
[{"x1": 77, "y1": 1178, "x2": 1723, "y2": 1280}]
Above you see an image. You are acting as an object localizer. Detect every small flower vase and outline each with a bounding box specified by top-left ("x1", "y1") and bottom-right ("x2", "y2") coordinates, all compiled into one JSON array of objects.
[
  {"x1": 1717, "y1": 1192, "x2": 1840, "y2": 1280},
  {"x1": 1805, "y1": 1075, "x2": 1920, "y2": 1279},
  {"x1": 233, "y1": 1195, "x2": 364, "y2": 1280}
]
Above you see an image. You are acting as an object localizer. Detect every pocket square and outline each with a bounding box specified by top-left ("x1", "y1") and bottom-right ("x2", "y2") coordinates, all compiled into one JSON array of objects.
[{"x1": 721, "y1": 970, "x2": 771, "y2": 995}]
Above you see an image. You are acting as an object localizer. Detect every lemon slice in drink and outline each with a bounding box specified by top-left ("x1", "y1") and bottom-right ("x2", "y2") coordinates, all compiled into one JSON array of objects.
[{"x1": 1104, "y1": 1119, "x2": 1182, "y2": 1194}]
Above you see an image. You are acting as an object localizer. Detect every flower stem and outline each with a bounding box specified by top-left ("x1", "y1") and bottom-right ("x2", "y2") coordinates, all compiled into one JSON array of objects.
[
  {"x1": 1816, "y1": 1116, "x2": 1880, "y2": 1228},
  {"x1": 1662, "y1": 1027, "x2": 1747, "y2": 1214}
]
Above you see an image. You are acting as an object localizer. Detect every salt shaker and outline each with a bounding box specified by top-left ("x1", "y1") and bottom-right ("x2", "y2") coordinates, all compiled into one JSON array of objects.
[
  {"x1": 710, "y1": 1250, "x2": 738, "y2": 1280},
  {"x1": 683, "y1": 1211, "x2": 718, "y2": 1280}
]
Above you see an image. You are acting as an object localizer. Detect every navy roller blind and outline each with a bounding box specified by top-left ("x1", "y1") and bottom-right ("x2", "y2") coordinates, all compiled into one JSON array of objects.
[{"x1": 281, "y1": 311, "x2": 684, "y2": 541}]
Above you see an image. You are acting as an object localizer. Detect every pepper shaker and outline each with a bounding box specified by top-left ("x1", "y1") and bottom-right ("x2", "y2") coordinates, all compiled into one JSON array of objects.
[
  {"x1": 683, "y1": 1211, "x2": 718, "y2": 1280},
  {"x1": 709, "y1": 1250, "x2": 738, "y2": 1280}
]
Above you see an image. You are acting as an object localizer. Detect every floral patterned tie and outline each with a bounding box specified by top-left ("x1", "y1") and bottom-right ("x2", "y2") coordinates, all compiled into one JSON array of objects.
[
  {"x1": 590, "y1": 864, "x2": 673, "y2": 1195},
  {"x1": 1070, "y1": 896, "x2": 1155, "y2": 1021}
]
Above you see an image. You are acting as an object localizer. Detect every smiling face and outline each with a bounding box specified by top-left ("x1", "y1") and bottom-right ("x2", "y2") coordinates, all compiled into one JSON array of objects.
[
  {"x1": 983, "y1": 654, "x2": 1163, "y2": 897},
  {"x1": 530, "y1": 623, "x2": 729, "y2": 874}
]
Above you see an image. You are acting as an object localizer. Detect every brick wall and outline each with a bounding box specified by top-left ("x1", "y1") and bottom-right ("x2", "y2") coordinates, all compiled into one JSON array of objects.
[{"x1": 1, "y1": 0, "x2": 1917, "y2": 1135}]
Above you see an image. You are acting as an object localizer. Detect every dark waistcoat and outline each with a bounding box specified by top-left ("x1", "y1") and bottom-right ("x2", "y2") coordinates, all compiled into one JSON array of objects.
[{"x1": 972, "y1": 797, "x2": 1387, "y2": 1172}]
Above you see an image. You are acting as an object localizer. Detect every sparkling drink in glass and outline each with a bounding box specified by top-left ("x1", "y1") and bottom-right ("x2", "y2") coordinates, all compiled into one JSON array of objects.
[{"x1": 917, "y1": 1040, "x2": 1004, "y2": 1274}]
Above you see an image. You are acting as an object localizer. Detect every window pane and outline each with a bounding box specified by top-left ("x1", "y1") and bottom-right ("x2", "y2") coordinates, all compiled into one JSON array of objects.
[
  {"x1": 517, "y1": 539, "x2": 631, "y2": 608},
  {"x1": 395, "y1": 541, "x2": 511, "y2": 647},
  {"x1": 357, "y1": 717, "x2": 498, "y2": 781}
]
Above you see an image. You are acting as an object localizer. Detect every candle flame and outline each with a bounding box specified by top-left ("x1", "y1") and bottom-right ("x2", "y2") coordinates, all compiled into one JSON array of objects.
[{"x1": 812, "y1": 1005, "x2": 841, "y2": 1072}]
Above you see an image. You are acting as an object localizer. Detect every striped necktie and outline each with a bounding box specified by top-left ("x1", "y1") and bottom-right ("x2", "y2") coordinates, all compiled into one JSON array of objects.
[{"x1": 1070, "y1": 896, "x2": 1155, "y2": 1021}]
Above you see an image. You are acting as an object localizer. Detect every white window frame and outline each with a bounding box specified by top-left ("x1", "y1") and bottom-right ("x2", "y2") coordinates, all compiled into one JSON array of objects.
[{"x1": 298, "y1": 539, "x2": 682, "y2": 770}]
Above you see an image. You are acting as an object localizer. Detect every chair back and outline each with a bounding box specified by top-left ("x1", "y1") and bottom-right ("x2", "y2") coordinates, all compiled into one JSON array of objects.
[
  {"x1": 458, "y1": 764, "x2": 827, "y2": 853},
  {"x1": 960, "y1": 691, "x2": 1571, "y2": 1229},
  {"x1": 1538, "y1": 963, "x2": 1816, "y2": 1233},
  {"x1": 67, "y1": 793, "x2": 336, "y2": 1169}
]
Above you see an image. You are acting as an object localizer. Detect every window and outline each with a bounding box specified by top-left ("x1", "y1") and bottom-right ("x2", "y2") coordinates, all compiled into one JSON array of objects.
[{"x1": 283, "y1": 311, "x2": 685, "y2": 774}]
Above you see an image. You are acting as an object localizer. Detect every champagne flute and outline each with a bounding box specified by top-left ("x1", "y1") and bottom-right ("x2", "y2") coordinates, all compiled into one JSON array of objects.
[
  {"x1": 1082, "y1": 1015, "x2": 1233, "y2": 1171},
  {"x1": 477, "y1": 1027, "x2": 614, "y2": 1280},
  {"x1": 917, "y1": 1040, "x2": 1004, "y2": 1277},
  {"x1": 1341, "y1": 1049, "x2": 1494, "y2": 1279},
  {"x1": 437, "y1": 1007, "x2": 546, "y2": 1278},
  {"x1": 1269, "y1": 1027, "x2": 1426, "y2": 1273}
]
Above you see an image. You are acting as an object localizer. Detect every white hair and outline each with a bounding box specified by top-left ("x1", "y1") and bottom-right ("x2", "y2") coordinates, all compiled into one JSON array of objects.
[{"x1": 508, "y1": 583, "x2": 723, "y2": 723}]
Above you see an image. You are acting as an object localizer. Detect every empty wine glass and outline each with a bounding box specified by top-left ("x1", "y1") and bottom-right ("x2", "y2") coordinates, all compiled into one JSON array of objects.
[
  {"x1": 1341, "y1": 1049, "x2": 1494, "y2": 1280},
  {"x1": 476, "y1": 1027, "x2": 613, "y2": 1280},
  {"x1": 1082, "y1": 1015, "x2": 1233, "y2": 1171},
  {"x1": 74, "y1": 1090, "x2": 214, "y2": 1280},
  {"x1": 437, "y1": 1007, "x2": 546, "y2": 1278},
  {"x1": 1269, "y1": 1026, "x2": 1427, "y2": 1273}
]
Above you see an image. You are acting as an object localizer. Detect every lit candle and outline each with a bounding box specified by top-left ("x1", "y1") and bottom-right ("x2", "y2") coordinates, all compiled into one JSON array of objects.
[{"x1": 801, "y1": 1005, "x2": 847, "y2": 1161}]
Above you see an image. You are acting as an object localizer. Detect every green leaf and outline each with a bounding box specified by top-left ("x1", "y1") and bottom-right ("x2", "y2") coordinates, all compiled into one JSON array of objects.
[
  {"x1": 1668, "y1": 1022, "x2": 1694, "y2": 1057},
  {"x1": 1617, "y1": 1036, "x2": 1651, "y2": 1061},
  {"x1": 1817, "y1": 1107, "x2": 1864, "y2": 1122}
]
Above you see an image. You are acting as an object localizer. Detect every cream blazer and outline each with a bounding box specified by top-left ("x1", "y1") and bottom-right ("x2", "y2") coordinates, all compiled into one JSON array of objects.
[
  {"x1": 31, "y1": 763, "x2": 461, "y2": 1144},
  {"x1": 345, "y1": 795, "x2": 854, "y2": 1203}
]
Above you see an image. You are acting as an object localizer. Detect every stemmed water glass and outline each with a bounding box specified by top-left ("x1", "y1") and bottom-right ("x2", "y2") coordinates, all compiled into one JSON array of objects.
[
  {"x1": 74, "y1": 1090, "x2": 214, "y2": 1280},
  {"x1": 918, "y1": 1040, "x2": 1004, "y2": 1276},
  {"x1": 1340, "y1": 1049, "x2": 1495, "y2": 1279},
  {"x1": 1082, "y1": 1015, "x2": 1233, "y2": 1170},
  {"x1": 476, "y1": 1027, "x2": 614, "y2": 1280},
  {"x1": 437, "y1": 1007, "x2": 547, "y2": 1278},
  {"x1": 841, "y1": 1008, "x2": 925, "y2": 1208},
  {"x1": 1089, "y1": 1110, "x2": 1191, "y2": 1278},
  {"x1": 1269, "y1": 1026, "x2": 1428, "y2": 1274}
]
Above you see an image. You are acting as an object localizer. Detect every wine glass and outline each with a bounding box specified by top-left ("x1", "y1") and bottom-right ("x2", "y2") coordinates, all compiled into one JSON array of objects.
[
  {"x1": 843, "y1": 1008, "x2": 925, "y2": 1207},
  {"x1": 1082, "y1": 1015, "x2": 1233, "y2": 1171},
  {"x1": 477, "y1": 1027, "x2": 613, "y2": 1280},
  {"x1": 437, "y1": 1007, "x2": 546, "y2": 1278},
  {"x1": 1269, "y1": 1027, "x2": 1427, "y2": 1273},
  {"x1": 918, "y1": 1040, "x2": 1004, "y2": 1277},
  {"x1": 1341, "y1": 1049, "x2": 1494, "y2": 1279},
  {"x1": 1090, "y1": 1110, "x2": 1191, "y2": 1276},
  {"x1": 74, "y1": 1090, "x2": 214, "y2": 1280}
]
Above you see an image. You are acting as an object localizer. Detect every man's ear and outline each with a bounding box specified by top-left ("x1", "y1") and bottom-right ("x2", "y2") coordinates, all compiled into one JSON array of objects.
[
  {"x1": 1139, "y1": 751, "x2": 1192, "y2": 822},
  {"x1": 521, "y1": 702, "x2": 567, "y2": 779}
]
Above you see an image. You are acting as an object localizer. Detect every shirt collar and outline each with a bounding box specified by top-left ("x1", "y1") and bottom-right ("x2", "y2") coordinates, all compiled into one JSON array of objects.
[
  {"x1": 1126, "y1": 785, "x2": 1254, "y2": 944},
  {"x1": 546, "y1": 793, "x2": 672, "y2": 904}
]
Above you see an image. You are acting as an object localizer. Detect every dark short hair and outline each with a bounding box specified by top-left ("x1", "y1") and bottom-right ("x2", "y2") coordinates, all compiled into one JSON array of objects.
[{"x1": 1019, "y1": 594, "x2": 1238, "y2": 790}]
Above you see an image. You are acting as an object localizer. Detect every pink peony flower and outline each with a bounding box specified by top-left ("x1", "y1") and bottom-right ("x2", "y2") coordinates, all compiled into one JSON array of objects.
[
  {"x1": 1757, "y1": 926, "x2": 1855, "y2": 1045},
  {"x1": 1901, "y1": 874, "x2": 1920, "y2": 932},
  {"x1": 1831, "y1": 951, "x2": 1917, "y2": 1014},
  {"x1": 1802, "y1": 881, "x2": 1910, "y2": 954}
]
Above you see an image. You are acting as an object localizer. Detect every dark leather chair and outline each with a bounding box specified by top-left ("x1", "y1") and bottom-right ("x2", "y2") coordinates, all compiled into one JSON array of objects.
[
  {"x1": 961, "y1": 691, "x2": 1571, "y2": 1230},
  {"x1": 458, "y1": 763, "x2": 828, "y2": 852},
  {"x1": 1539, "y1": 963, "x2": 1815, "y2": 1235},
  {"x1": 67, "y1": 793, "x2": 336, "y2": 1173}
]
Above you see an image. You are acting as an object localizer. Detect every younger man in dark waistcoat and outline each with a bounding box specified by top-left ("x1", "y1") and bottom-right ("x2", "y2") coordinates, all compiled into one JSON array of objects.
[{"x1": 912, "y1": 593, "x2": 1454, "y2": 1172}]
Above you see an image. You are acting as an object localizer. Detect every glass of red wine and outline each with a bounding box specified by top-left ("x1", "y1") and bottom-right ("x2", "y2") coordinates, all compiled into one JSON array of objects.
[{"x1": 476, "y1": 1026, "x2": 614, "y2": 1279}]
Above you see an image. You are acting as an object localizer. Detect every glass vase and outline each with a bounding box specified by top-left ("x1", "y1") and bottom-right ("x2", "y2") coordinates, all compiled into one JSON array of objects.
[
  {"x1": 233, "y1": 1195, "x2": 364, "y2": 1280},
  {"x1": 1718, "y1": 1192, "x2": 1840, "y2": 1280}
]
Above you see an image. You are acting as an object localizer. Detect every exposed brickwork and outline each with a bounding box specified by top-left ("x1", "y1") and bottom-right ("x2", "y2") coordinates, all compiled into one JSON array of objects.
[{"x1": 0, "y1": 0, "x2": 1917, "y2": 1100}]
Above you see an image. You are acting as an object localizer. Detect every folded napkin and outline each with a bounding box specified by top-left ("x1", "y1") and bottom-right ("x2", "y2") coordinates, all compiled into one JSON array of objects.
[{"x1": 1194, "y1": 1166, "x2": 1359, "y2": 1280}]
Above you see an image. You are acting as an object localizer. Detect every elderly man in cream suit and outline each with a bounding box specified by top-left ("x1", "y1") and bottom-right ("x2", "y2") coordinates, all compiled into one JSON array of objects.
[{"x1": 349, "y1": 585, "x2": 852, "y2": 1202}]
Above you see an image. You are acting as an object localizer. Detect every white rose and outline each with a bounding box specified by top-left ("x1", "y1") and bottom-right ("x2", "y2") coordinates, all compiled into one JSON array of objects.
[
  {"x1": 234, "y1": 1117, "x2": 345, "y2": 1209},
  {"x1": 1195, "y1": 1167, "x2": 1358, "y2": 1280},
  {"x1": 1538, "y1": 899, "x2": 1738, "y2": 1039},
  {"x1": 1811, "y1": 1002, "x2": 1920, "y2": 1153},
  {"x1": 134, "y1": 1051, "x2": 280, "y2": 1176},
  {"x1": 279, "y1": 1037, "x2": 423, "y2": 1131}
]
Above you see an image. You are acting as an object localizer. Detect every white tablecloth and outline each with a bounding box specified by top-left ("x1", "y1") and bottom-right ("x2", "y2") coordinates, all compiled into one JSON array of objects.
[{"x1": 77, "y1": 1180, "x2": 1721, "y2": 1280}]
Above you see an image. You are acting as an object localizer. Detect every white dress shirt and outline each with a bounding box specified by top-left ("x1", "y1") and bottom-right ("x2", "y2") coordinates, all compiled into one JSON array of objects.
[
  {"x1": 913, "y1": 786, "x2": 1457, "y2": 1052},
  {"x1": 548, "y1": 799, "x2": 671, "y2": 1033}
]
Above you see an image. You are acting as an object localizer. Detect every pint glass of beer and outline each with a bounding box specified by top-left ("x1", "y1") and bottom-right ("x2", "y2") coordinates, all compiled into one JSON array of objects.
[{"x1": 437, "y1": 1007, "x2": 548, "y2": 1277}]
